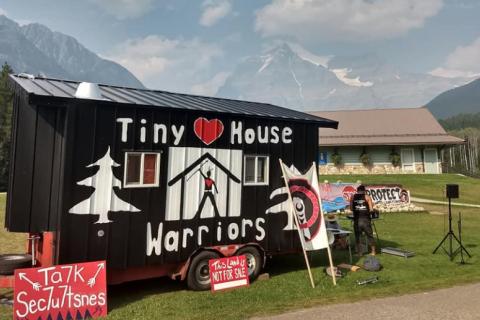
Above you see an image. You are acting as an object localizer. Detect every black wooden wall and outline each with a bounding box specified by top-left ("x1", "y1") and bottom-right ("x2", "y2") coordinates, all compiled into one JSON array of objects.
[
  {"x1": 6, "y1": 92, "x2": 66, "y2": 233},
  {"x1": 6, "y1": 96, "x2": 319, "y2": 269}
]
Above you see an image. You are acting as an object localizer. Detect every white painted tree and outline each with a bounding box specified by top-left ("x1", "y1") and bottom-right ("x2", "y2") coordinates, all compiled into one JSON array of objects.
[{"x1": 69, "y1": 146, "x2": 140, "y2": 223}]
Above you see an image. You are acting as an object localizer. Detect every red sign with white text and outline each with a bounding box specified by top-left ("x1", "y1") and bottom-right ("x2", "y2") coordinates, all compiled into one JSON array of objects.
[
  {"x1": 14, "y1": 260, "x2": 107, "y2": 320},
  {"x1": 209, "y1": 255, "x2": 249, "y2": 292}
]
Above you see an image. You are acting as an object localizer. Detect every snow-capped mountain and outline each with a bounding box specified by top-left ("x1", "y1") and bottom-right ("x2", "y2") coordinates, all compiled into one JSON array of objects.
[
  {"x1": 217, "y1": 43, "x2": 469, "y2": 111},
  {"x1": 0, "y1": 15, "x2": 143, "y2": 88}
]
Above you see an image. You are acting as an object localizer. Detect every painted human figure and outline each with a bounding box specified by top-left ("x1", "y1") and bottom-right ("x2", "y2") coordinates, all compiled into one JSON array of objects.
[{"x1": 196, "y1": 169, "x2": 220, "y2": 217}]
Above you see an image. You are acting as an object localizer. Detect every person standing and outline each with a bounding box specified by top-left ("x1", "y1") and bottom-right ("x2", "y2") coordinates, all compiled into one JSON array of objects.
[{"x1": 351, "y1": 185, "x2": 376, "y2": 255}]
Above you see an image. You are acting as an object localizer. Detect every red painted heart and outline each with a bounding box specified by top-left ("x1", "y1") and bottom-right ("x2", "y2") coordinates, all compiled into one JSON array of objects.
[{"x1": 193, "y1": 118, "x2": 224, "y2": 145}]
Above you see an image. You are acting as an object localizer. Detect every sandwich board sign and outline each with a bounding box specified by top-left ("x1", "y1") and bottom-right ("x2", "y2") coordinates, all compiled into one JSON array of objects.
[
  {"x1": 209, "y1": 255, "x2": 249, "y2": 292},
  {"x1": 13, "y1": 260, "x2": 107, "y2": 319}
]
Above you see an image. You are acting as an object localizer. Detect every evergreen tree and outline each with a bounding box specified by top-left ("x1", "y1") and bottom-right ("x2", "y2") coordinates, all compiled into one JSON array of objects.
[
  {"x1": 69, "y1": 146, "x2": 140, "y2": 224},
  {"x1": 439, "y1": 112, "x2": 480, "y2": 131},
  {"x1": 0, "y1": 62, "x2": 13, "y2": 191}
]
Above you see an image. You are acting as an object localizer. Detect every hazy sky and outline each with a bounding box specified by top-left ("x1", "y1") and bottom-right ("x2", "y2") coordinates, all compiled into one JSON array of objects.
[{"x1": 1, "y1": 0, "x2": 479, "y2": 94}]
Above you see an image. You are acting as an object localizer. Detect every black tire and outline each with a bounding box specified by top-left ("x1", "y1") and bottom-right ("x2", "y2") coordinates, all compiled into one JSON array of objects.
[
  {"x1": 236, "y1": 246, "x2": 263, "y2": 282},
  {"x1": 0, "y1": 254, "x2": 32, "y2": 275},
  {"x1": 187, "y1": 251, "x2": 220, "y2": 291}
]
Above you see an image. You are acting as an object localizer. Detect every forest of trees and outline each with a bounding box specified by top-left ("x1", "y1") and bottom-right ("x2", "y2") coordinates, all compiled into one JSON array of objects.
[
  {"x1": 0, "y1": 63, "x2": 13, "y2": 192},
  {"x1": 439, "y1": 113, "x2": 480, "y2": 131},
  {"x1": 439, "y1": 112, "x2": 480, "y2": 176}
]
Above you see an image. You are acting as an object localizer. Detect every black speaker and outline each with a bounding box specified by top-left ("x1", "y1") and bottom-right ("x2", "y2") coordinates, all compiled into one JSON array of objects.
[{"x1": 446, "y1": 184, "x2": 459, "y2": 198}]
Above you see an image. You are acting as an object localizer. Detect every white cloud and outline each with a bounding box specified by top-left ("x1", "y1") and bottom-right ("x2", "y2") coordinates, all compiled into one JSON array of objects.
[
  {"x1": 255, "y1": 0, "x2": 443, "y2": 43},
  {"x1": 88, "y1": 0, "x2": 154, "y2": 19},
  {"x1": 191, "y1": 71, "x2": 231, "y2": 96},
  {"x1": 105, "y1": 35, "x2": 225, "y2": 94},
  {"x1": 200, "y1": 0, "x2": 232, "y2": 27},
  {"x1": 430, "y1": 37, "x2": 480, "y2": 78},
  {"x1": 0, "y1": 8, "x2": 7, "y2": 16}
]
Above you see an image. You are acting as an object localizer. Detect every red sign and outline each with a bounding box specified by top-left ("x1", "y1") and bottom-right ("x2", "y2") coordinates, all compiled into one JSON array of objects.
[
  {"x1": 209, "y1": 255, "x2": 249, "y2": 292},
  {"x1": 14, "y1": 261, "x2": 107, "y2": 319}
]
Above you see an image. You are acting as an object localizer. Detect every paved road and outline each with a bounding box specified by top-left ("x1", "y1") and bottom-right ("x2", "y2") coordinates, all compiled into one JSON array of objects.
[{"x1": 253, "y1": 282, "x2": 480, "y2": 320}]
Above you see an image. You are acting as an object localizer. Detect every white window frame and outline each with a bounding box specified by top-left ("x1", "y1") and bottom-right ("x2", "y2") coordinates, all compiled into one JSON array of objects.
[
  {"x1": 243, "y1": 155, "x2": 269, "y2": 186},
  {"x1": 401, "y1": 148, "x2": 416, "y2": 173},
  {"x1": 123, "y1": 152, "x2": 161, "y2": 188}
]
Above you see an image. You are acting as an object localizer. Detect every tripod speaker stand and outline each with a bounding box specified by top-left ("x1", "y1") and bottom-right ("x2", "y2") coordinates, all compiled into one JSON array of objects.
[{"x1": 433, "y1": 184, "x2": 471, "y2": 261}]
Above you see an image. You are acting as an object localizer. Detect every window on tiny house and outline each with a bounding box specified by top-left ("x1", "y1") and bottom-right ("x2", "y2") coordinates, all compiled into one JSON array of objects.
[
  {"x1": 124, "y1": 152, "x2": 160, "y2": 187},
  {"x1": 244, "y1": 155, "x2": 269, "y2": 185}
]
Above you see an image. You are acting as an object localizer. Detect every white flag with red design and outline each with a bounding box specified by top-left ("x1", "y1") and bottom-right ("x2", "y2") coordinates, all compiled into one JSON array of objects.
[{"x1": 281, "y1": 163, "x2": 329, "y2": 251}]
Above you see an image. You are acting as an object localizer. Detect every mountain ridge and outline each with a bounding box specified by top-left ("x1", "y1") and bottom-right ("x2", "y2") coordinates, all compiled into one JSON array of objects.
[
  {"x1": 217, "y1": 43, "x2": 470, "y2": 111},
  {"x1": 426, "y1": 77, "x2": 480, "y2": 119},
  {"x1": 0, "y1": 15, "x2": 143, "y2": 88}
]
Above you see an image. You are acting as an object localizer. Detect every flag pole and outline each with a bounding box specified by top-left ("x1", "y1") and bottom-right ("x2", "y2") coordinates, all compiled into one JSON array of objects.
[
  {"x1": 314, "y1": 162, "x2": 336, "y2": 286},
  {"x1": 279, "y1": 159, "x2": 315, "y2": 289}
]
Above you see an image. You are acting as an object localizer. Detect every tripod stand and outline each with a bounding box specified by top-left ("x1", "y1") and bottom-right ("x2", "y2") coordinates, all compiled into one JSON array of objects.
[{"x1": 433, "y1": 197, "x2": 471, "y2": 261}]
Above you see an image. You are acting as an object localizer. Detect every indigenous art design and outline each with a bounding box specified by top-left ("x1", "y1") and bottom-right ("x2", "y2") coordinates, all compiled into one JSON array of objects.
[
  {"x1": 165, "y1": 147, "x2": 242, "y2": 220},
  {"x1": 281, "y1": 163, "x2": 329, "y2": 251},
  {"x1": 289, "y1": 180, "x2": 322, "y2": 242},
  {"x1": 68, "y1": 147, "x2": 140, "y2": 223},
  {"x1": 267, "y1": 163, "x2": 329, "y2": 251},
  {"x1": 265, "y1": 165, "x2": 301, "y2": 231},
  {"x1": 146, "y1": 147, "x2": 269, "y2": 257}
]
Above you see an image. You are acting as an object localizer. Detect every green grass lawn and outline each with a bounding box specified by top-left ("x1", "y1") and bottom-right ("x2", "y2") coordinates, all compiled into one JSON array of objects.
[
  {"x1": 0, "y1": 194, "x2": 26, "y2": 255},
  {"x1": 1, "y1": 176, "x2": 480, "y2": 319},
  {"x1": 322, "y1": 173, "x2": 480, "y2": 205}
]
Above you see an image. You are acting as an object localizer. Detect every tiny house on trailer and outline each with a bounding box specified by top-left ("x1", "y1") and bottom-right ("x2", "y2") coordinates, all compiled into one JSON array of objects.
[{"x1": 4, "y1": 74, "x2": 337, "y2": 290}]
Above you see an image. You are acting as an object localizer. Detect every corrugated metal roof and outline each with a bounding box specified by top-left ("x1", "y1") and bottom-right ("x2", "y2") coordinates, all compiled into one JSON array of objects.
[
  {"x1": 310, "y1": 108, "x2": 464, "y2": 146},
  {"x1": 9, "y1": 74, "x2": 338, "y2": 128}
]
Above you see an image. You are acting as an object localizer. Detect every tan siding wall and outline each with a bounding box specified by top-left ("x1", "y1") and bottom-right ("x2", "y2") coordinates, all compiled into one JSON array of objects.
[
  {"x1": 369, "y1": 146, "x2": 393, "y2": 163},
  {"x1": 318, "y1": 145, "x2": 442, "y2": 174}
]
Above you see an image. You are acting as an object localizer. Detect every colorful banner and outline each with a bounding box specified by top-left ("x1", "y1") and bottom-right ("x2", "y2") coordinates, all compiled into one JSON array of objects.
[
  {"x1": 209, "y1": 255, "x2": 249, "y2": 292},
  {"x1": 320, "y1": 183, "x2": 410, "y2": 213},
  {"x1": 366, "y1": 185, "x2": 410, "y2": 204},
  {"x1": 281, "y1": 163, "x2": 329, "y2": 251},
  {"x1": 14, "y1": 261, "x2": 107, "y2": 320}
]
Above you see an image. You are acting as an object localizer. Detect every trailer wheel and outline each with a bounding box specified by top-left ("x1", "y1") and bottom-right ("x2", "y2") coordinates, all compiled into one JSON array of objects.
[
  {"x1": 236, "y1": 246, "x2": 263, "y2": 282},
  {"x1": 187, "y1": 251, "x2": 220, "y2": 291},
  {"x1": 0, "y1": 254, "x2": 32, "y2": 275}
]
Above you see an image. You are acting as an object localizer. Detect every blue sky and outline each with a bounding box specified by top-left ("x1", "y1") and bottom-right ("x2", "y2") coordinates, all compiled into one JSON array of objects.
[{"x1": 1, "y1": 0, "x2": 480, "y2": 94}]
